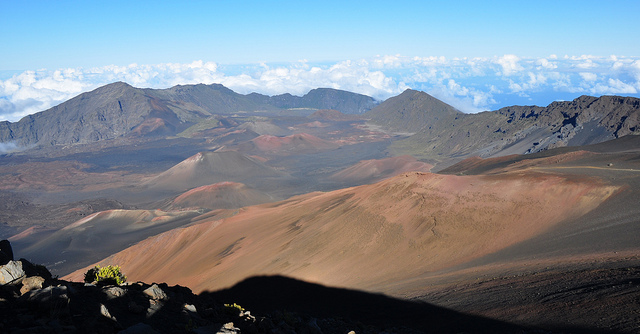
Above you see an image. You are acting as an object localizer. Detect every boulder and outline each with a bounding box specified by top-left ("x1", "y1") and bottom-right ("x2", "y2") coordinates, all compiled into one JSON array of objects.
[
  {"x1": 0, "y1": 260, "x2": 25, "y2": 284},
  {"x1": 104, "y1": 286, "x2": 127, "y2": 299},
  {"x1": 19, "y1": 275, "x2": 45, "y2": 295},
  {"x1": 0, "y1": 258, "x2": 53, "y2": 285},
  {"x1": 21, "y1": 285, "x2": 69, "y2": 304},
  {"x1": 143, "y1": 283, "x2": 169, "y2": 301}
]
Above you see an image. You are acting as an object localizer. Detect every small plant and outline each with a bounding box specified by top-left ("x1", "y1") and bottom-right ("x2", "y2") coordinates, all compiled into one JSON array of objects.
[
  {"x1": 84, "y1": 265, "x2": 127, "y2": 285},
  {"x1": 224, "y1": 302, "x2": 245, "y2": 316}
]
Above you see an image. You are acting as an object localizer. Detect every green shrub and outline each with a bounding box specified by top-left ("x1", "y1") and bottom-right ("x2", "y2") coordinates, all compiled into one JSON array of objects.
[
  {"x1": 224, "y1": 302, "x2": 245, "y2": 316},
  {"x1": 84, "y1": 265, "x2": 127, "y2": 285}
]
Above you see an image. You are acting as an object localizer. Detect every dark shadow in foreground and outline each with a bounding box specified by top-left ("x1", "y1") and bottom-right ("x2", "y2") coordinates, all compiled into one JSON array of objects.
[
  {"x1": 203, "y1": 275, "x2": 617, "y2": 334},
  {"x1": 1, "y1": 270, "x2": 626, "y2": 333}
]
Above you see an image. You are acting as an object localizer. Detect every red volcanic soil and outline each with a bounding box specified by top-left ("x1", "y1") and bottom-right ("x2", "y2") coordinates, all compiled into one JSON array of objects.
[
  {"x1": 142, "y1": 150, "x2": 287, "y2": 192},
  {"x1": 129, "y1": 118, "x2": 174, "y2": 137},
  {"x1": 331, "y1": 155, "x2": 434, "y2": 184},
  {"x1": 297, "y1": 120, "x2": 328, "y2": 128},
  {"x1": 248, "y1": 133, "x2": 339, "y2": 154},
  {"x1": 167, "y1": 181, "x2": 276, "y2": 210},
  {"x1": 8, "y1": 225, "x2": 57, "y2": 242},
  {"x1": 68, "y1": 171, "x2": 617, "y2": 295}
]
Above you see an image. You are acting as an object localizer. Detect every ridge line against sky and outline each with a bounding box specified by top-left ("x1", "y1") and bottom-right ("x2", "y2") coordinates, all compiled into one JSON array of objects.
[
  {"x1": 1, "y1": 1, "x2": 639, "y2": 121},
  {"x1": 1, "y1": 55, "x2": 639, "y2": 122}
]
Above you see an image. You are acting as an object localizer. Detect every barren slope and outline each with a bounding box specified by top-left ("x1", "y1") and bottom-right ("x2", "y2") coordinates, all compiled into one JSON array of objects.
[
  {"x1": 141, "y1": 150, "x2": 288, "y2": 193},
  {"x1": 242, "y1": 133, "x2": 340, "y2": 155},
  {"x1": 68, "y1": 170, "x2": 617, "y2": 294},
  {"x1": 20, "y1": 208, "x2": 203, "y2": 274},
  {"x1": 331, "y1": 155, "x2": 433, "y2": 185},
  {"x1": 166, "y1": 182, "x2": 277, "y2": 210}
]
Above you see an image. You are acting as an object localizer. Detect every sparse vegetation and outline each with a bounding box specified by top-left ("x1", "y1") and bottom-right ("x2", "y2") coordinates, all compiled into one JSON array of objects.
[
  {"x1": 84, "y1": 265, "x2": 127, "y2": 285},
  {"x1": 224, "y1": 302, "x2": 245, "y2": 312},
  {"x1": 224, "y1": 302, "x2": 245, "y2": 316}
]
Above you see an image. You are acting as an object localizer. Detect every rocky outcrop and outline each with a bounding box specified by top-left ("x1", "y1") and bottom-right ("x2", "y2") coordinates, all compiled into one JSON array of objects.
[
  {"x1": 0, "y1": 240, "x2": 374, "y2": 334},
  {"x1": 0, "y1": 268, "x2": 369, "y2": 334},
  {"x1": 366, "y1": 91, "x2": 640, "y2": 161},
  {"x1": 0, "y1": 241, "x2": 51, "y2": 287}
]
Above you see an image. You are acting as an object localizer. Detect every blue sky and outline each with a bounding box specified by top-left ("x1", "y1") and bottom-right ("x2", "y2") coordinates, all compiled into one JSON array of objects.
[{"x1": 1, "y1": 0, "x2": 639, "y2": 121}]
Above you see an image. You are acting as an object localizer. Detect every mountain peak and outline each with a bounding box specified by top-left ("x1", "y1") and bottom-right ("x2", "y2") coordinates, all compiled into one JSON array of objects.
[{"x1": 365, "y1": 89, "x2": 461, "y2": 133}]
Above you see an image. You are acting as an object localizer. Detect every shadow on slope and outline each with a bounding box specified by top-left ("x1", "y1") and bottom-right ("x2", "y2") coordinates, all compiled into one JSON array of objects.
[
  {"x1": 17, "y1": 209, "x2": 204, "y2": 276},
  {"x1": 205, "y1": 275, "x2": 614, "y2": 334},
  {"x1": 440, "y1": 134, "x2": 640, "y2": 175}
]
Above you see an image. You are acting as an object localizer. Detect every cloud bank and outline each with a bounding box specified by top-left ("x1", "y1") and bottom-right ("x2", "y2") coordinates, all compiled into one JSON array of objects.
[
  {"x1": 0, "y1": 141, "x2": 19, "y2": 154},
  {"x1": 1, "y1": 55, "x2": 639, "y2": 122}
]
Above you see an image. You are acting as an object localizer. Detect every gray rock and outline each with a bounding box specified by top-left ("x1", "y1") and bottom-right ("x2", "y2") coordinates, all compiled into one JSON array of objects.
[
  {"x1": 23, "y1": 285, "x2": 68, "y2": 303},
  {"x1": 19, "y1": 275, "x2": 45, "y2": 295},
  {"x1": 0, "y1": 260, "x2": 26, "y2": 284},
  {"x1": 143, "y1": 283, "x2": 168, "y2": 300},
  {"x1": 100, "y1": 303, "x2": 117, "y2": 321},
  {"x1": 146, "y1": 299, "x2": 164, "y2": 317},
  {"x1": 184, "y1": 303, "x2": 197, "y2": 313},
  {"x1": 209, "y1": 322, "x2": 240, "y2": 334},
  {"x1": 104, "y1": 286, "x2": 127, "y2": 299}
]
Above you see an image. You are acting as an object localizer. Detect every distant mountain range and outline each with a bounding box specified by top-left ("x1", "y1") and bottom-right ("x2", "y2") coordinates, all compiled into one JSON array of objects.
[
  {"x1": 0, "y1": 82, "x2": 638, "y2": 162},
  {"x1": 0, "y1": 82, "x2": 376, "y2": 146},
  {"x1": 365, "y1": 89, "x2": 640, "y2": 164}
]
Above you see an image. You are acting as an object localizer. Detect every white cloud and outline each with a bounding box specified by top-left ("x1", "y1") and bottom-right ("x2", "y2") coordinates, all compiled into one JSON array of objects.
[
  {"x1": 592, "y1": 79, "x2": 638, "y2": 95},
  {"x1": 427, "y1": 79, "x2": 495, "y2": 113},
  {"x1": 536, "y1": 58, "x2": 557, "y2": 70},
  {"x1": 579, "y1": 72, "x2": 598, "y2": 82},
  {"x1": 0, "y1": 141, "x2": 18, "y2": 154},
  {"x1": 1, "y1": 55, "x2": 639, "y2": 122},
  {"x1": 494, "y1": 54, "x2": 524, "y2": 76},
  {"x1": 527, "y1": 72, "x2": 547, "y2": 86},
  {"x1": 576, "y1": 59, "x2": 597, "y2": 69}
]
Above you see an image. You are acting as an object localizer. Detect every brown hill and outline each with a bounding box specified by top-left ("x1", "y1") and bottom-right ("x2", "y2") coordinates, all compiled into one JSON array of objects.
[
  {"x1": 141, "y1": 150, "x2": 288, "y2": 193},
  {"x1": 330, "y1": 155, "x2": 433, "y2": 184},
  {"x1": 67, "y1": 170, "x2": 617, "y2": 294},
  {"x1": 166, "y1": 181, "x2": 276, "y2": 210},
  {"x1": 128, "y1": 117, "x2": 175, "y2": 137},
  {"x1": 242, "y1": 133, "x2": 339, "y2": 155}
]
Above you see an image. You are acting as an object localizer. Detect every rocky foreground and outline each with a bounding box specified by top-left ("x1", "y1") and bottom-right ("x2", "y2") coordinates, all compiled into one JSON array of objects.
[
  {"x1": 1, "y1": 240, "x2": 379, "y2": 334},
  {"x1": 1, "y1": 238, "x2": 621, "y2": 334}
]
